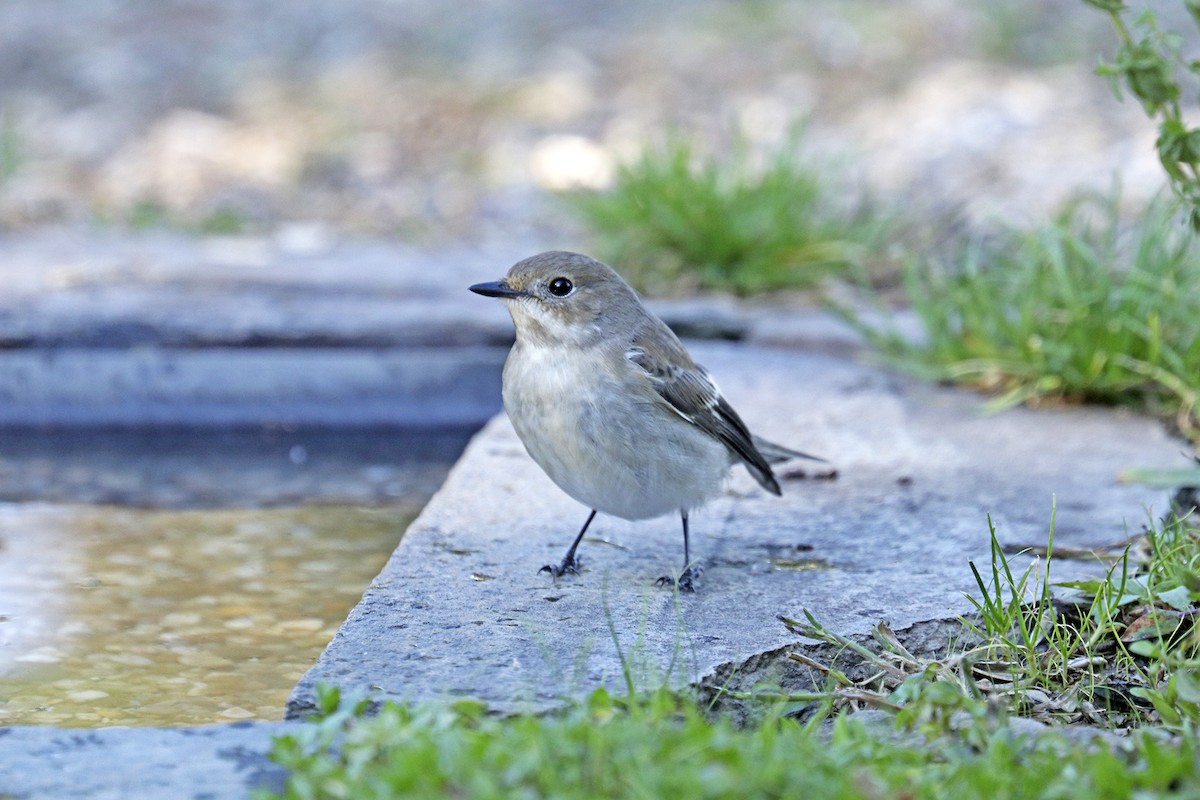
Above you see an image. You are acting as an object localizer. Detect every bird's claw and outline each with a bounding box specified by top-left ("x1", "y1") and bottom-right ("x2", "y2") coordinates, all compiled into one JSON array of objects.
[
  {"x1": 655, "y1": 565, "x2": 702, "y2": 593},
  {"x1": 539, "y1": 555, "x2": 581, "y2": 580}
]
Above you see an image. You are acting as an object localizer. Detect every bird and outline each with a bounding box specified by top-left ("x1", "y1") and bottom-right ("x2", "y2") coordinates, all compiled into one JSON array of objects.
[{"x1": 470, "y1": 251, "x2": 823, "y2": 591}]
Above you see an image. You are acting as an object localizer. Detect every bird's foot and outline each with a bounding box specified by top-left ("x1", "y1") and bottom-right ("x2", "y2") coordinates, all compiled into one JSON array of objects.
[
  {"x1": 655, "y1": 565, "x2": 702, "y2": 593},
  {"x1": 539, "y1": 554, "x2": 582, "y2": 580}
]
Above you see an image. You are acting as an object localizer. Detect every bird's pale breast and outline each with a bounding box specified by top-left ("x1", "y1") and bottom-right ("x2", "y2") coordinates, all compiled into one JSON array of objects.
[{"x1": 502, "y1": 341, "x2": 731, "y2": 520}]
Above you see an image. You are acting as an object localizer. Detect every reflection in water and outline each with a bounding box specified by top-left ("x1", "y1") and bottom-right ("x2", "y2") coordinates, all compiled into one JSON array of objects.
[{"x1": 0, "y1": 504, "x2": 414, "y2": 726}]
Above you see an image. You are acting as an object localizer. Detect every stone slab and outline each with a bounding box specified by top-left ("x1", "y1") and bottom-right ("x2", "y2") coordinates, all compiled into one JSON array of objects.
[
  {"x1": 0, "y1": 230, "x2": 528, "y2": 348},
  {"x1": 289, "y1": 343, "x2": 1186, "y2": 716},
  {"x1": 0, "y1": 229, "x2": 790, "y2": 352},
  {"x1": 0, "y1": 347, "x2": 504, "y2": 427},
  {"x1": 0, "y1": 721, "x2": 298, "y2": 800}
]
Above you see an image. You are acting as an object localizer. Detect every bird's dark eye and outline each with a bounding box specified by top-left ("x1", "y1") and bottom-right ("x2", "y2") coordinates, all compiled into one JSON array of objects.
[{"x1": 547, "y1": 277, "x2": 574, "y2": 297}]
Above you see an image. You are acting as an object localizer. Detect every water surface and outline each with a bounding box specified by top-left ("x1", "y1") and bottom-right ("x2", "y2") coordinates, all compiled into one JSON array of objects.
[
  {"x1": 0, "y1": 425, "x2": 472, "y2": 726},
  {"x1": 0, "y1": 504, "x2": 415, "y2": 726}
]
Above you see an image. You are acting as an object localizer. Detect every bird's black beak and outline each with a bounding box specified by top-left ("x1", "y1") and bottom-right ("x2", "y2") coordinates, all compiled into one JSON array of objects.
[{"x1": 469, "y1": 280, "x2": 527, "y2": 299}]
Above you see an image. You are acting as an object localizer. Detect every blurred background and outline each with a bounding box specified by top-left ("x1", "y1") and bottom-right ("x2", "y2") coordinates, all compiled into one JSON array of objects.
[
  {"x1": 0, "y1": 0, "x2": 1167, "y2": 240},
  {"x1": 0, "y1": 0, "x2": 1188, "y2": 728}
]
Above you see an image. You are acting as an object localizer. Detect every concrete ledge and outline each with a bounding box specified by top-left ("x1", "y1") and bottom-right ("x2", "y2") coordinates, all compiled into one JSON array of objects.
[
  {"x1": 288, "y1": 343, "x2": 1184, "y2": 716},
  {"x1": 0, "y1": 347, "x2": 504, "y2": 427}
]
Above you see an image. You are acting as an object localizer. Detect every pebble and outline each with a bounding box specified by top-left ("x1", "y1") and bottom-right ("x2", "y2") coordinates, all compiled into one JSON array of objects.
[{"x1": 217, "y1": 706, "x2": 256, "y2": 719}]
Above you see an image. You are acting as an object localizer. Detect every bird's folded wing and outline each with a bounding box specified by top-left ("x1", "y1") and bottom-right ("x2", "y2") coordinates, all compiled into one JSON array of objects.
[{"x1": 627, "y1": 331, "x2": 780, "y2": 495}]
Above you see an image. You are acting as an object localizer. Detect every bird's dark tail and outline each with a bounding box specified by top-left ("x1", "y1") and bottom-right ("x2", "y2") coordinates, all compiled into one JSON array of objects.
[
  {"x1": 741, "y1": 436, "x2": 828, "y2": 496},
  {"x1": 751, "y1": 435, "x2": 827, "y2": 465}
]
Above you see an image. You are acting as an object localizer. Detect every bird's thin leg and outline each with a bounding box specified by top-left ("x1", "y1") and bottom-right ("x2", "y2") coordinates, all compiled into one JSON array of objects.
[
  {"x1": 656, "y1": 510, "x2": 701, "y2": 592},
  {"x1": 682, "y1": 510, "x2": 691, "y2": 566},
  {"x1": 539, "y1": 509, "x2": 596, "y2": 579}
]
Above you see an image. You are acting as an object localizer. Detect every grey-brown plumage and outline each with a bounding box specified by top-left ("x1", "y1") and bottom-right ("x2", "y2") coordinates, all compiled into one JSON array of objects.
[
  {"x1": 628, "y1": 331, "x2": 780, "y2": 496},
  {"x1": 470, "y1": 251, "x2": 823, "y2": 591}
]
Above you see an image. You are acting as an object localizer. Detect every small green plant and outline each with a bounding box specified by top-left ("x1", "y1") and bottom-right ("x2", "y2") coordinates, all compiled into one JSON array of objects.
[
  {"x1": 766, "y1": 506, "x2": 1200, "y2": 731},
  {"x1": 1085, "y1": 0, "x2": 1200, "y2": 228},
  {"x1": 127, "y1": 201, "x2": 172, "y2": 230},
  {"x1": 843, "y1": 193, "x2": 1200, "y2": 439},
  {"x1": 563, "y1": 133, "x2": 894, "y2": 295},
  {"x1": 125, "y1": 201, "x2": 248, "y2": 235},
  {"x1": 1060, "y1": 512, "x2": 1200, "y2": 731},
  {"x1": 0, "y1": 112, "x2": 22, "y2": 182},
  {"x1": 199, "y1": 207, "x2": 248, "y2": 235}
]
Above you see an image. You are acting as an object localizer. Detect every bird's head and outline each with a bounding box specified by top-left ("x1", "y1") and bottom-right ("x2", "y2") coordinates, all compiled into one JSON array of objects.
[{"x1": 470, "y1": 251, "x2": 641, "y2": 347}]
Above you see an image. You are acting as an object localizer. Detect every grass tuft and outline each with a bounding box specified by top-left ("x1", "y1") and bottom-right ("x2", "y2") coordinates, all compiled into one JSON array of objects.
[
  {"x1": 0, "y1": 112, "x2": 22, "y2": 182},
  {"x1": 561, "y1": 132, "x2": 895, "y2": 296},
  {"x1": 842, "y1": 193, "x2": 1200, "y2": 438},
  {"x1": 764, "y1": 503, "x2": 1200, "y2": 732}
]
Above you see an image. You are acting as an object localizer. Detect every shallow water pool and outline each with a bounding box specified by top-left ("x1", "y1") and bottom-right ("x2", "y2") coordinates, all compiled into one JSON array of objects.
[
  {"x1": 0, "y1": 504, "x2": 415, "y2": 726},
  {"x1": 0, "y1": 426, "x2": 471, "y2": 726}
]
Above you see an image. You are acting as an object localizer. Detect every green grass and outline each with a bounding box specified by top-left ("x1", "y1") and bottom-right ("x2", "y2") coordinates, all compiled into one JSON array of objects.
[
  {"x1": 198, "y1": 206, "x2": 248, "y2": 235},
  {"x1": 126, "y1": 201, "x2": 248, "y2": 235},
  {"x1": 842, "y1": 193, "x2": 1200, "y2": 439},
  {"x1": 128, "y1": 201, "x2": 173, "y2": 230},
  {"x1": 0, "y1": 113, "x2": 22, "y2": 182},
  {"x1": 767, "y1": 503, "x2": 1200, "y2": 732},
  {"x1": 562, "y1": 133, "x2": 896, "y2": 296},
  {"x1": 261, "y1": 685, "x2": 1200, "y2": 800},
  {"x1": 261, "y1": 507, "x2": 1200, "y2": 799}
]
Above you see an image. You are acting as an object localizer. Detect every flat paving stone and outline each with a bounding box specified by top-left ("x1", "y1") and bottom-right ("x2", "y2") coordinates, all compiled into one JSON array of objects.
[
  {"x1": 0, "y1": 721, "x2": 299, "y2": 799},
  {"x1": 0, "y1": 229, "x2": 528, "y2": 348},
  {"x1": 289, "y1": 343, "x2": 1186, "y2": 716},
  {"x1": 0, "y1": 346, "x2": 505, "y2": 427},
  {"x1": 0, "y1": 229, "x2": 855, "y2": 352}
]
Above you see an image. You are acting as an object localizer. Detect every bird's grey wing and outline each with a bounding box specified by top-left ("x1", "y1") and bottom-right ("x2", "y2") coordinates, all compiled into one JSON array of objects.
[{"x1": 627, "y1": 327, "x2": 781, "y2": 495}]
